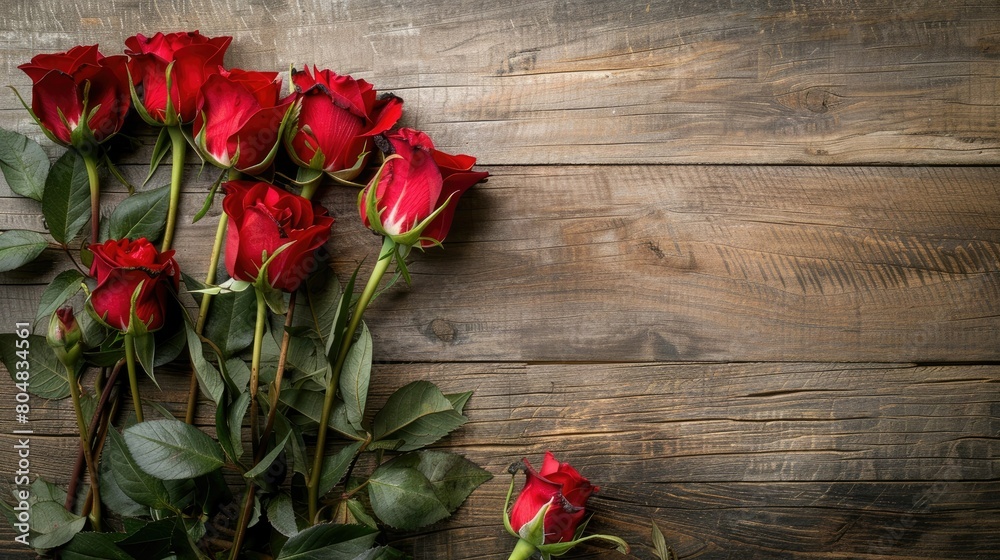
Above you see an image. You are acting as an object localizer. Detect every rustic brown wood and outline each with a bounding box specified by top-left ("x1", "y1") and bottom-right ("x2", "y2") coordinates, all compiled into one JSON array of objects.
[
  {"x1": 1, "y1": 0, "x2": 1000, "y2": 164},
  {"x1": 0, "y1": 0, "x2": 998, "y2": 558},
  {"x1": 0, "y1": 362, "x2": 996, "y2": 558},
  {"x1": 3, "y1": 164, "x2": 998, "y2": 363}
]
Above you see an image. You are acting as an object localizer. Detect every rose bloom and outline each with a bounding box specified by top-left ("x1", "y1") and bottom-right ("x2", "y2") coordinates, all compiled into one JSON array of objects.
[
  {"x1": 285, "y1": 66, "x2": 402, "y2": 178},
  {"x1": 193, "y1": 69, "x2": 292, "y2": 174},
  {"x1": 125, "y1": 31, "x2": 231, "y2": 124},
  {"x1": 360, "y1": 128, "x2": 488, "y2": 247},
  {"x1": 510, "y1": 452, "x2": 597, "y2": 544},
  {"x1": 222, "y1": 181, "x2": 334, "y2": 292},
  {"x1": 89, "y1": 238, "x2": 180, "y2": 332},
  {"x1": 18, "y1": 44, "x2": 131, "y2": 146}
]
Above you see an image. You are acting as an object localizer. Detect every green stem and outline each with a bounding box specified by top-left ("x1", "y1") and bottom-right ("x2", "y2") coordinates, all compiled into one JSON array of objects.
[
  {"x1": 508, "y1": 539, "x2": 537, "y2": 560},
  {"x1": 297, "y1": 167, "x2": 323, "y2": 200},
  {"x1": 160, "y1": 126, "x2": 186, "y2": 252},
  {"x1": 228, "y1": 482, "x2": 256, "y2": 560},
  {"x1": 184, "y1": 168, "x2": 239, "y2": 424},
  {"x1": 123, "y1": 333, "x2": 143, "y2": 423},
  {"x1": 308, "y1": 236, "x2": 396, "y2": 520},
  {"x1": 66, "y1": 364, "x2": 101, "y2": 531},
  {"x1": 184, "y1": 212, "x2": 229, "y2": 424},
  {"x1": 249, "y1": 287, "x2": 268, "y2": 456},
  {"x1": 83, "y1": 153, "x2": 101, "y2": 245},
  {"x1": 230, "y1": 291, "x2": 297, "y2": 560}
]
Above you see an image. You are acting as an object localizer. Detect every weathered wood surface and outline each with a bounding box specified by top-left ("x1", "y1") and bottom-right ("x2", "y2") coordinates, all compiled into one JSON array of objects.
[
  {"x1": 0, "y1": 363, "x2": 997, "y2": 558},
  {"x1": 1, "y1": 0, "x2": 999, "y2": 558},
  {"x1": 3, "y1": 164, "x2": 998, "y2": 363},
  {"x1": 1, "y1": 0, "x2": 1000, "y2": 164}
]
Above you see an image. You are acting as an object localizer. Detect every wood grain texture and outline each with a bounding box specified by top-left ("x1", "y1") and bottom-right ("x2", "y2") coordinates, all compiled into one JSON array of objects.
[
  {"x1": 0, "y1": 0, "x2": 998, "y2": 558},
  {"x1": 0, "y1": 362, "x2": 996, "y2": 558},
  {"x1": 1, "y1": 0, "x2": 999, "y2": 164},
  {"x1": 3, "y1": 163, "x2": 998, "y2": 363}
]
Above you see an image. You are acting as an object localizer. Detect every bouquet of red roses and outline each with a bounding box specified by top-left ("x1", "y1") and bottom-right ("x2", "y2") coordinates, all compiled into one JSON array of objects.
[{"x1": 0, "y1": 31, "x2": 633, "y2": 560}]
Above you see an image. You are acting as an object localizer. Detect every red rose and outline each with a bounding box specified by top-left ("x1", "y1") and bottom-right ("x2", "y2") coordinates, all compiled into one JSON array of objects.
[
  {"x1": 285, "y1": 67, "x2": 402, "y2": 178},
  {"x1": 222, "y1": 181, "x2": 334, "y2": 292},
  {"x1": 360, "y1": 128, "x2": 488, "y2": 247},
  {"x1": 17, "y1": 44, "x2": 131, "y2": 146},
  {"x1": 193, "y1": 69, "x2": 292, "y2": 174},
  {"x1": 125, "y1": 31, "x2": 232, "y2": 124},
  {"x1": 88, "y1": 238, "x2": 180, "y2": 332},
  {"x1": 509, "y1": 452, "x2": 597, "y2": 544}
]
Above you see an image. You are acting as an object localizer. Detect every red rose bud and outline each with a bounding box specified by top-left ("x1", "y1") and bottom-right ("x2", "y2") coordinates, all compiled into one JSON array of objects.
[
  {"x1": 285, "y1": 67, "x2": 402, "y2": 179},
  {"x1": 17, "y1": 45, "x2": 131, "y2": 147},
  {"x1": 222, "y1": 181, "x2": 334, "y2": 292},
  {"x1": 509, "y1": 452, "x2": 597, "y2": 545},
  {"x1": 125, "y1": 31, "x2": 232, "y2": 125},
  {"x1": 88, "y1": 238, "x2": 180, "y2": 332},
  {"x1": 360, "y1": 128, "x2": 488, "y2": 247},
  {"x1": 194, "y1": 69, "x2": 292, "y2": 174},
  {"x1": 47, "y1": 306, "x2": 83, "y2": 367}
]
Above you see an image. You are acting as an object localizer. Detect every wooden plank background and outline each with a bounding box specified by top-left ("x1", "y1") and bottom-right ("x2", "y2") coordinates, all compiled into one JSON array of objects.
[{"x1": 1, "y1": 0, "x2": 998, "y2": 558}]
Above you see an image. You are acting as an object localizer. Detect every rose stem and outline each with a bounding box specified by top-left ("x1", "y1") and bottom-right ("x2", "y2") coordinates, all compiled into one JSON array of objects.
[
  {"x1": 65, "y1": 362, "x2": 101, "y2": 531},
  {"x1": 248, "y1": 286, "x2": 268, "y2": 456},
  {"x1": 308, "y1": 235, "x2": 396, "y2": 520},
  {"x1": 299, "y1": 174, "x2": 322, "y2": 201},
  {"x1": 507, "y1": 539, "x2": 537, "y2": 560},
  {"x1": 229, "y1": 291, "x2": 296, "y2": 559},
  {"x1": 123, "y1": 332, "x2": 144, "y2": 423},
  {"x1": 184, "y1": 210, "x2": 231, "y2": 424},
  {"x1": 160, "y1": 125, "x2": 186, "y2": 252},
  {"x1": 83, "y1": 153, "x2": 101, "y2": 244},
  {"x1": 258, "y1": 291, "x2": 295, "y2": 455},
  {"x1": 65, "y1": 359, "x2": 124, "y2": 513}
]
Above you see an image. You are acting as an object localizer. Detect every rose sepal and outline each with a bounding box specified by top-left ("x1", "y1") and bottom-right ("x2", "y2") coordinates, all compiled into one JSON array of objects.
[
  {"x1": 127, "y1": 60, "x2": 179, "y2": 127},
  {"x1": 327, "y1": 144, "x2": 369, "y2": 184},
  {"x1": 251, "y1": 241, "x2": 296, "y2": 314},
  {"x1": 188, "y1": 277, "x2": 253, "y2": 296},
  {"x1": 537, "y1": 533, "x2": 631, "y2": 557},
  {"x1": 8, "y1": 86, "x2": 64, "y2": 146}
]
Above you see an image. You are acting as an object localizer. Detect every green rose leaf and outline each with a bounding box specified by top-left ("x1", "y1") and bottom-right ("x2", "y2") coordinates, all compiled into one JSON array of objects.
[
  {"x1": 114, "y1": 518, "x2": 189, "y2": 560},
  {"x1": 267, "y1": 492, "x2": 300, "y2": 538},
  {"x1": 0, "y1": 334, "x2": 73, "y2": 399},
  {"x1": 276, "y1": 523, "x2": 378, "y2": 560},
  {"x1": 204, "y1": 288, "x2": 257, "y2": 358},
  {"x1": 350, "y1": 547, "x2": 406, "y2": 560},
  {"x1": 304, "y1": 272, "x2": 342, "y2": 345},
  {"x1": 340, "y1": 322, "x2": 372, "y2": 431},
  {"x1": 36, "y1": 269, "x2": 84, "y2": 324},
  {"x1": 106, "y1": 428, "x2": 172, "y2": 509},
  {"x1": 98, "y1": 449, "x2": 148, "y2": 519},
  {"x1": 373, "y1": 380, "x2": 467, "y2": 451},
  {"x1": 445, "y1": 391, "x2": 473, "y2": 414},
  {"x1": 368, "y1": 461, "x2": 451, "y2": 530},
  {"x1": 184, "y1": 319, "x2": 224, "y2": 405},
  {"x1": 123, "y1": 419, "x2": 225, "y2": 480},
  {"x1": 29, "y1": 501, "x2": 87, "y2": 549},
  {"x1": 107, "y1": 184, "x2": 170, "y2": 242},
  {"x1": 0, "y1": 230, "x2": 47, "y2": 272},
  {"x1": 244, "y1": 431, "x2": 291, "y2": 480},
  {"x1": 318, "y1": 440, "x2": 365, "y2": 496},
  {"x1": 42, "y1": 150, "x2": 90, "y2": 245},
  {"x1": 60, "y1": 532, "x2": 135, "y2": 560},
  {"x1": 652, "y1": 520, "x2": 677, "y2": 560},
  {"x1": 216, "y1": 390, "x2": 250, "y2": 464},
  {"x1": 390, "y1": 450, "x2": 492, "y2": 513},
  {"x1": 279, "y1": 388, "x2": 365, "y2": 440},
  {"x1": 0, "y1": 127, "x2": 49, "y2": 201}
]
